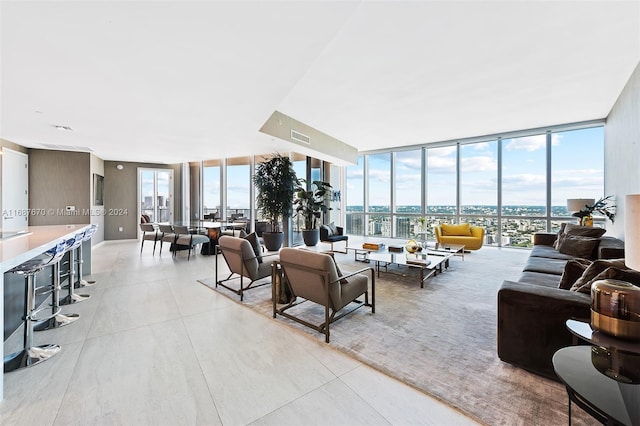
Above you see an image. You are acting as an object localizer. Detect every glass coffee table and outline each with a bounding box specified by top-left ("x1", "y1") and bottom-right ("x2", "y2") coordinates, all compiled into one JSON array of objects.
[{"x1": 368, "y1": 250, "x2": 454, "y2": 288}]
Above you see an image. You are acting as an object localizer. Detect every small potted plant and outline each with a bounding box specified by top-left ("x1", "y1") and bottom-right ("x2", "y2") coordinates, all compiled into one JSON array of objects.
[
  {"x1": 253, "y1": 154, "x2": 297, "y2": 250},
  {"x1": 294, "y1": 179, "x2": 332, "y2": 246},
  {"x1": 572, "y1": 196, "x2": 616, "y2": 226}
]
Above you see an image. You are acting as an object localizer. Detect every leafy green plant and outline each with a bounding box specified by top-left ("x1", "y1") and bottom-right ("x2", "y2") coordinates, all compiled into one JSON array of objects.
[
  {"x1": 253, "y1": 154, "x2": 297, "y2": 232},
  {"x1": 293, "y1": 179, "x2": 332, "y2": 230},
  {"x1": 572, "y1": 195, "x2": 616, "y2": 223}
]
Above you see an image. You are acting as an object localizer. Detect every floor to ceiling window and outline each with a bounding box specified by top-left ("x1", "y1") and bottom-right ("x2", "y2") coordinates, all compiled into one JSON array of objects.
[
  {"x1": 344, "y1": 123, "x2": 605, "y2": 248},
  {"x1": 426, "y1": 146, "x2": 457, "y2": 240},
  {"x1": 202, "y1": 159, "x2": 221, "y2": 219},
  {"x1": 551, "y1": 126, "x2": 605, "y2": 231},
  {"x1": 460, "y1": 141, "x2": 498, "y2": 246},
  {"x1": 345, "y1": 156, "x2": 364, "y2": 235},
  {"x1": 394, "y1": 149, "x2": 422, "y2": 239},
  {"x1": 501, "y1": 134, "x2": 548, "y2": 247},
  {"x1": 367, "y1": 153, "x2": 391, "y2": 237},
  {"x1": 139, "y1": 168, "x2": 173, "y2": 223},
  {"x1": 226, "y1": 156, "x2": 251, "y2": 220}
]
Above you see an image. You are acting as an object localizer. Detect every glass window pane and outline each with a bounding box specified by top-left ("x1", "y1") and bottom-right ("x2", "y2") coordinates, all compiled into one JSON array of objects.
[
  {"x1": 395, "y1": 149, "x2": 422, "y2": 214},
  {"x1": 551, "y1": 127, "x2": 604, "y2": 217},
  {"x1": 203, "y1": 165, "x2": 220, "y2": 218},
  {"x1": 460, "y1": 142, "x2": 497, "y2": 215},
  {"x1": 427, "y1": 146, "x2": 457, "y2": 214},
  {"x1": 502, "y1": 135, "x2": 546, "y2": 216},
  {"x1": 501, "y1": 218, "x2": 547, "y2": 248},
  {"x1": 366, "y1": 214, "x2": 391, "y2": 237},
  {"x1": 226, "y1": 158, "x2": 250, "y2": 219},
  {"x1": 367, "y1": 153, "x2": 391, "y2": 213},
  {"x1": 346, "y1": 156, "x2": 364, "y2": 234},
  {"x1": 140, "y1": 170, "x2": 155, "y2": 222}
]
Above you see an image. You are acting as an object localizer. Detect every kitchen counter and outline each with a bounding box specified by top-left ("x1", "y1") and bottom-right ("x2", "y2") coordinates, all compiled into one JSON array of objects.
[{"x1": 1, "y1": 224, "x2": 91, "y2": 400}]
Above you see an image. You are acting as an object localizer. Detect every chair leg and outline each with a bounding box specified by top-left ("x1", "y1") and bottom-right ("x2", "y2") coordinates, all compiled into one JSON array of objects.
[
  {"x1": 152, "y1": 239, "x2": 157, "y2": 255},
  {"x1": 187, "y1": 245, "x2": 192, "y2": 261},
  {"x1": 140, "y1": 239, "x2": 145, "y2": 253}
]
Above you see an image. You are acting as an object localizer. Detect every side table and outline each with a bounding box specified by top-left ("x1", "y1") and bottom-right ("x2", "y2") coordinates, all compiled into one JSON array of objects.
[{"x1": 552, "y1": 320, "x2": 640, "y2": 425}]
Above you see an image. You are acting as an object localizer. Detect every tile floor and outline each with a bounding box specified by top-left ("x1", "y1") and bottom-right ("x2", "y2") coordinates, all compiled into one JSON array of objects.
[{"x1": 2, "y1": 239, "x2": 477, "y2": 425}]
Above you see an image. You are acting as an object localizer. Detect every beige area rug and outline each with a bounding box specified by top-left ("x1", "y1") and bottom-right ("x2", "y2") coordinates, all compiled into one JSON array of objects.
[{"x1": 199, "y1": 247, "x2": 598, "y2": 426}]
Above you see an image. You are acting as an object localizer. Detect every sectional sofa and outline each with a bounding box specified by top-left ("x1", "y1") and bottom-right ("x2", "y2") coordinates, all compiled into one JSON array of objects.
[{"x1": 497, "y1": 228, "x2": 625, "y2": 379}]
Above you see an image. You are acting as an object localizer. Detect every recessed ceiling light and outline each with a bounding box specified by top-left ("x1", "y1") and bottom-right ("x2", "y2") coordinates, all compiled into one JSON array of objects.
[{"x1": 52, "y1": 125, "x2": 73, "y2": 131}]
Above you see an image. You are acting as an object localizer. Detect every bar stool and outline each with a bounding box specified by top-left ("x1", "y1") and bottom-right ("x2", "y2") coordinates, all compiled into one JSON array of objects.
[
  {"x1": 33, "y1": 237, "x2": 80, "y2": 331},
  {"x1": 60, "y1": 231, "x2": 91, "y2": 305},
  {"x1": 4, "y1": 242, "x2": 66, "y2": 372},
  {"x1": 75, "y1": 224, "x2": 97, "y2": 287}
]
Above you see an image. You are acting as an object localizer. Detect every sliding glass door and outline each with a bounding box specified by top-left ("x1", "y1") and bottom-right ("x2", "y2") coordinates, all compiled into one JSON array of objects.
[{"x1": 139, "y1": 168, "x2": 174, "y2": 223}]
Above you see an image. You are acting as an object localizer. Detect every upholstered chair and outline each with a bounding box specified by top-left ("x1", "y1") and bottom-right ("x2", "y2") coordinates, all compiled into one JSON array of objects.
[
  {"x1": 215, "y1": 235, "x2": 279, "y2": 301},
  {"x1": 319, "y1": 223, "x2": 348, "y2": 253},
  {"x1": 139, "y1": 223, "x2": 161, "y2": 254},
  {"x1": 158, "y1": 224, "x2": 176, "y2": 255},
  {"x1": 434, "y1": 223, "x2": 485, "y2": 250},
  {"x1": 274, "y1": 248, "x2": 375, "y2": 343},
  {"x1": 173, "y1": 225, "x2": 209, "y2": 260}
]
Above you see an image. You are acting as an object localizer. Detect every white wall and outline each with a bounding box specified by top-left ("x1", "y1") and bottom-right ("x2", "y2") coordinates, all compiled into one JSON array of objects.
[
  {"x1": 605, "y1": 61, "x2": 640, "y2": 239},
  {"x1": 90, "y1": 153, "x2": 105, "y2": 245}
]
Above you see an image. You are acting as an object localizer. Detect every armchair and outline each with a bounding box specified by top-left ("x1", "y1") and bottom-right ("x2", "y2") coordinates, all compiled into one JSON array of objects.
[
  {"x1": 274, "y1": 248, "x2": 375, "y2": 343},
  {"x1": 434, "y1": 223, "x2": 485, "y2": 250},
  {"x1": 319, "y1": 223, "x2": 348, "y2": 253},
  {"x1": 215, "y1": 235, "x2": 279, "y2": 301}
]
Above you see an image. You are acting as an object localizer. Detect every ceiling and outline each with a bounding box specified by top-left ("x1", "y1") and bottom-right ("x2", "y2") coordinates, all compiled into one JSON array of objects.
[{"x1": 1, "y1": 1, "x2": 639, "y2": 165}]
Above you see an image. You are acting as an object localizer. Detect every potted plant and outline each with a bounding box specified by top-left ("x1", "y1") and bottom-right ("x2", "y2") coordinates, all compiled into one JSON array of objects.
[
  {"x1": 294, "y1": 179, "x2": 332, "y2": 246},
  {"x1": 572, "y1": 195, "x2": 616, "y2": 226},
  {"x1": 253, "y1": 153, "x2": 297, "y2": 251}
]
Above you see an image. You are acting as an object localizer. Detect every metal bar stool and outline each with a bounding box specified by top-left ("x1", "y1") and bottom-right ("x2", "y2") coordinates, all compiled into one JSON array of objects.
[
  {"x1": 4, "y1": 242, "x2": 66, "y2": 372},
  {"x1": 75, "y1": 224, "x2": 97, "y2": 287},
  {"x1": 33, "y1": 239, "x2": 80, "y2": 331},
  {"x1": 59, "y1": 231, "x2": 91, "y2": 305}
]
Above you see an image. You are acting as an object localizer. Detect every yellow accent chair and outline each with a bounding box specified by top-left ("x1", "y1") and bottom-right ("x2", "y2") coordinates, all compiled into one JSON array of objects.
[{"x1": 434, "y1": 223, "x2": 485, "y2": 250}]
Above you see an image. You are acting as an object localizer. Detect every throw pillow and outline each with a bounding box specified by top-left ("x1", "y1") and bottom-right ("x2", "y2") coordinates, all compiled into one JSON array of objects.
[
  {"x1": 558, "y1": 235, "x2": 601, "y2": 259},
  {"x1": 328, "y1": 222, "x2": 339, "y2": 236},
  {"x1": 558, "y1": 258, "x2": 592, "y2": 290},
  {"x1": 243, "y1": 232, "x2": 263, "y2": 263},
  {"x1": 554, "y1": 223, "x2": 568, "y2": 249},
  {"x1": 570, "y1": 258, "x2": 627, "y2": 294},
  {"x1": 441, "y1": 223, "x2": 471, "y2": 236},
  {"x1": 583, "y1": 267, "x2": 640, "y2": 290},
  {"x1": 330, "y1": 255, "x2": 349, "y2": 284},
  {"x1": 321, "y1": 224, "x2": 333, "y2": 237},
  {"x1": 564, "y1": 223, "x2": 607, "y2": 238}
]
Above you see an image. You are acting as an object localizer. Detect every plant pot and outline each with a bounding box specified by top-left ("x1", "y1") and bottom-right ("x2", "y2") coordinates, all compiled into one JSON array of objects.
[
  {"x1": 302, "y1": 229, "x2": 319, "y2": 246},
  {"x1": 262, "y1": 232, "x2": 284, "y2": 251}
]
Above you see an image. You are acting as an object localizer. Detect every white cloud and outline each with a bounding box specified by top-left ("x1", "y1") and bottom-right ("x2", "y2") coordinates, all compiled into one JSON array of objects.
[{"x1": 460, "y1": 156, "x2": 497, "y2": 172}]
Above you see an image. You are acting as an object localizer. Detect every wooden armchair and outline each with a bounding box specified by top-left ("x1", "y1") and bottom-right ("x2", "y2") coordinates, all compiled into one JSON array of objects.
[
  {"x1": 215, "y1": 235, "x2": 279, "y2": 301},
  {"x1": 273, "y1": 248, "x2": 375, "y2": 343}
]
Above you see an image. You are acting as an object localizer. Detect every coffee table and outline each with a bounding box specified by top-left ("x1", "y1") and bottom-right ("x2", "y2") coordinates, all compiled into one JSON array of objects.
[
  {"x1": 368, "y1": 250, "x2": 453, "y2": 288},
  {"x1": 424, "y1": 242, "x2": 465, "y2": 261}
]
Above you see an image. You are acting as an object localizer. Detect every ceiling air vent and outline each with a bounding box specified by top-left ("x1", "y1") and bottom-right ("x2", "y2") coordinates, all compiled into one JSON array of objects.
[
  {"x1": 40, "y1": 143, "x2": 94, "y2": 152},
  {"x1": 290, "y1": 130, "x2": 310, "y2": 145}
]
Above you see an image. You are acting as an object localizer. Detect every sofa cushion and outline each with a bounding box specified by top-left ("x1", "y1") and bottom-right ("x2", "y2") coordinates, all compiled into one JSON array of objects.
[
  {"x1": 557, "y1": 235, "x2": 601, "y2": 259},
  {"x1": 518, "y1": 271, "x2": 563, "y2": 288},
  {"x1": 553, "y1": 223, "x2": 568, "y2": 249},
  {"x1": 558, "y1": 258, "x2": 592, "y2": 290},
  {"x1": 555, "y1": 223, "x2": 606, "y2": 249},
  {"x1": 530, "y1": 245, "x2": 575, "y2": 260},
  {"x1": 598, "y1": 236, "x2": 626, "y2": 259},
  {"x1": 523, "y1": 257, "x2": 568, "y2": 276},
  {"x1": 441, "y1": 223, "x2": 471, "y2": 236},
  {"x1": 570, "y1": 259, "x2": 627, "y2": 293}
]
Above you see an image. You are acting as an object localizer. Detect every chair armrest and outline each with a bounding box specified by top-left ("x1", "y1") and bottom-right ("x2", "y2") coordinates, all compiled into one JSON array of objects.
[
  {"x1": 470, "y1": 226, "x2": 484, "y2": 239},
  {"x1": 336, "y1": 226, "x2": 344, "y2": 236},
  {"x1": 532, "y1": 232, "x2": 557, "y2": 247},
  {"x1": 331, "y1": 267, "x2": 375, "y2": 283}
]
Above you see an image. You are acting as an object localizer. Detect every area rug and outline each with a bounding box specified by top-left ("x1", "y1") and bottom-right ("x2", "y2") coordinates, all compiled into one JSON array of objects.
[{"x1": 199, "y1": 248, "x2": 598, "y2": 425}]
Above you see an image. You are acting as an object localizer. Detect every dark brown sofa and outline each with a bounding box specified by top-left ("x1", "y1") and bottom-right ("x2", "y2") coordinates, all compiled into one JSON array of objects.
[{"x1": 497, "y1": 232, "x2": 625, "y2": 379}]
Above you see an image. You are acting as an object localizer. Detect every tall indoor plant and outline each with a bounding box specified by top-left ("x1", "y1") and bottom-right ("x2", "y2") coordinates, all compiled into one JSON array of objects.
[
  {"x1": 294, "y1": 179, "x2": 332, "y2": 246},
  {"x1": 253, "y1": 153, "x2": 297, "y2": 250}
]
